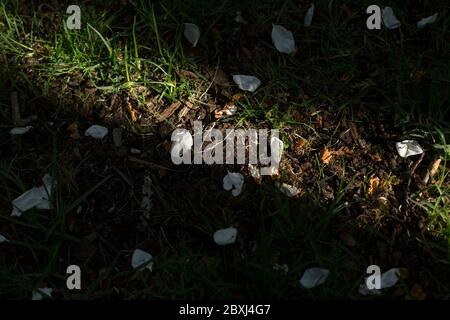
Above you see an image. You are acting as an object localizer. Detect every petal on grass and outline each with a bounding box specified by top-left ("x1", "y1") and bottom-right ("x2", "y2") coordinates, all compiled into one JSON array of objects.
[
  {"x1": 184, "y1": 23, "x2": 200, "y2": 47},
  {"x1": 0, "y1": 234, "x2": 9, "y2": 243},
  {"x1": 32, "y1": 288, "x2": 52, "y2": 300},
  {"x1": 131, "y1": 249, "x2": 154, "y2": 272},
  {"x1": 232, "y1": 75, "x2": 261, "y2": 92},
  {"x1": 396, "y1": 140, "x2": 424, "y2": 158},
  {"x1": 223, "y1": 171, "x2": 244, "y2": 196},
  {"x1": 271, "y1": 24, "x2": 296, "y2": 54},
  {"x1": 304, "y1": 4, "x2": 315, "y2": 27},
  {"x1": 417, "y1": 13, "x2": 438, "y2": 29},
  {"x1": 11, "y1": 174, "x2": 53, "y2": 217},
  {"x1": 85, "y1": 125, "x2": 108, "y2": 139},
  {"x1": 382, "y1": 7, "x2": 401, "y2": 29},
  {"x1": 299, "y1": 268, "x2": 330, "y2": 288},
  {"x1": 213, "y1": 227, "x2": 237, "y2": 246},
  {"x1": 10, "y1": 126, "x2": 32, "y2": 135}
]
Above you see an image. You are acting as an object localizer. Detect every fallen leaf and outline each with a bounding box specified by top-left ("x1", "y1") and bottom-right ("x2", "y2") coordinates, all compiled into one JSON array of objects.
[
  {"x1": 127, "y1": 101, "x2": 138, "y2": 122},
  {"x1": 131, "y1": 249, "x2": 154, "y2": 271},
  {"x1": 271, "y1": 24, "x2": 296, "y2": 54},
  {"x1": 368, "y1": 176, "x2": 380, "y2": 197},
  {"x1": 157, "y1": 101, "x2": 182, "y2": 122},
  {"x1": 320, "y1": 147, "x2": 333, "y2": 164},
  {"x1": 67, "y1": 123, "x2": 81, "y2": 140},
  {"x1": 213, "y1": 227, "x2": 238, "y2": 246},
  {"x1": 214, "y1": 102, "x2": 237, "y2": 119},
  {"x1": 299, "y1": 268, "x2": 330, "y2": 288}
]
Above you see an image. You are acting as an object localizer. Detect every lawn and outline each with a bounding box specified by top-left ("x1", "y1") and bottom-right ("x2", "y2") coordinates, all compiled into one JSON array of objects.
[{"x1": 0, "y1": 0, "x2": 449, "y2": 299}]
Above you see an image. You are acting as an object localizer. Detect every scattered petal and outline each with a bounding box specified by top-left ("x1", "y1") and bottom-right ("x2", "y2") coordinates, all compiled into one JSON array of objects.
[
  {"x1": 235, "y1": 11, "x2": 247, "y2": 24},
  {"x1": 417, "y1": 13, "x2": 438, "y2": 29},
  {"x1": 248, "y1": 164, "x2": 261, "y2": 182},
  {"x1": 171, "y1": 129, "x2": 194, "y2": 152},
  {"x1": 213, "y1": 227, "x2": 238, "y2": 246},
  {"x1": 382, "y1": 7, "x2": 401, "y2": 30},
  {"x1": 10, "y1": 126, "x2": 32, "y2": 135},
  {"x1": 184, "y1": 23, "x2": 200, "y2": 47},
  {"x1": 277, "y1": 183, "x2": 300, "y2": 198},
  {"x1": 0, "y1": 234, "x2": 9, "y2": 243},
  {"x1": 271, "y1": 24, "x2": 296, "y2": 54},
  {"x1": 396, "y1": 140, "x2": 424, "y2": 158},
  {"x1": 85, "y1": 125, "x2": 108, "y2": 139},
  {"x1": 380, "y1": 268, "x2": 400, "y2": 288},
  {"x1": 232, "y1": 75, "x2": 261, "y2": 92},
  {"x1": 11, "y1": 174, "x2": 53, "y2": 217},
  {"x1": 299, "y1": 268, "x2": 330, "y2": 288},
  {"x1": 131, "y1": 249, "x2": 154, "y2": 271},
  {"x1": 32, "y1": 288, "x2": 53, "y2": 300},
  {"x1": 273, "y1": 263, "x2": 289, "y2": 273},
  {"x1": 223, "y1": 171, "x2": 244, "y2": 196},
  {"x1": 130, "y1": 148, "x2": 142, "y2": 155},
  {"x1": 304, "y1": 4, "x2": 315, "y2": 27}
]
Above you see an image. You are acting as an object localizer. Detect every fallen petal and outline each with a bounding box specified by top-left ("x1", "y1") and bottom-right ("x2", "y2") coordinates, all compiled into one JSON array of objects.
[
  {"x1": 223, "y1": 171, "x2": 244, "y2": 196},
  {"x1": 235, "y1": 11, "x2": 247, "y2": 24},
  {"x1": 184, "y1": 23, "x2": 200, "y2": 47},
  {"x1": 380, "y1": 268, "x2": 400, "y2": 288},
  {"x1": 382, "y1": 7, "x2": 401, "y2": 29},
  {"x1": 32, "y1": 288, "x2": 53, "y2": 300},
  {"x1": 417, "y1": 13, "x2": 438, "y2": 29},
  {"x1": 85, "y1": 125, "x2": 108, "y2": 139},
  {"x1": 232, "y1": 75, "x2": 261, "y2": 92},
  {"x1": 213, "y1": 227, "x2": 238, "y2": 246},
  {"x1": 304, "y1": 4, "x2": 315, "y2": 27},
  {"x1": 10, "y1": 126, "x2": 32, "y2": 135},
  {"x1": 299, "y1": 268, "x2": 330, "y2": 288},
  {"x1": 11, "y1": 174, "x2": 53, "y2": 217},
  {"x1": 277, "y1": 183, "x2": 300, "y2": 198},
  {"x1": 271, "y1": 24, "x2": 296, "y2": 54},
  {"x1": 131, "y1": 249, "x2": 154, "y2": 271},
  {"x1": 0, "y1": 234, "x2": 9, "y2": 243},
  {"x1": 396, "y1": 140, "x2": 424, "y2": 158}
]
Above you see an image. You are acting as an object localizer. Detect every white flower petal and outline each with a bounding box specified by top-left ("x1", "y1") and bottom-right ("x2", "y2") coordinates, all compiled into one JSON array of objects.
[
  {"x1": 271, "y1": 24, "x2": 295, "y2": 54},
  {"x1": 232, "y1": 75, "x2": 261, "y2": 92},
  {"x1": 248, "y1": 164, "x2": 261, "y2": 180},
  {"x1": 172, "y1": 129, "x2": 193, "y2": 151},
  {"x1": 131, "y1": 249, "x2": 154, "y2": 271},
  {"x1": 299, "y1": 268, "x2": 330, "y2": 288},
  {"x1": 32, "y1": 287, "x2": 53, "y2": 300},
  {"x1": 235, "y1": 11, "x2": 247, "y2": 24},
  {"x1": 304, "y1": 4, "x2": 315, "y2": 27},
  {"x1": 0, "y1": 234, "x2": 9, "y2": 243},
  {"x1": 396, "y1": 140, "x2": 424, "y2": 158},
  {"x1": 417, "y1": 13, "x2": 438, "y2": 29},
  {"x1": 184, "y1": 23, "x2": 200, "y2": 47},
  {"x1": 10, "y1": 126, "x2": 32, "y2": 135},
  {"x1": 11, "y1": 174, "x2": 53, "y2": 217},
  {"x1": 380, "y1": 268, "x2": 400, "y2": 288},
  {"x1": 382, "y1": 7, "x2": 401, "y2": 30},
  {"x1": 277, "y1": 183, "x2": 300, "y2": 198},
  {"x1": 85, "y1": 125, "x2": 108, "y2": 139},
  {"x1": 273, "y1": 263, "x2": 289, "y2": 273},
  {"x1": 223, "y1": 172, "x2": 244, "y2": 196},
  {"x1": 213, "y1": 227, "x2": 237, "y2": 246}
]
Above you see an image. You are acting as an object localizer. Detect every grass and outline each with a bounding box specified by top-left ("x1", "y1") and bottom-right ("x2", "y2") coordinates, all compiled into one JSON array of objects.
[{"x1": 0, "y1": 0, "x2": 449, "y2": 299}]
